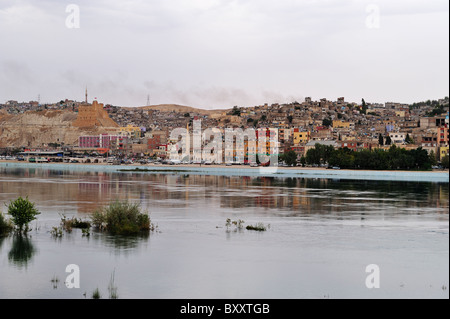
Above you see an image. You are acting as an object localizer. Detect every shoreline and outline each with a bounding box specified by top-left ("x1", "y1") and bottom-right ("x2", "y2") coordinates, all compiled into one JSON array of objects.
[{"x1": 1, "y1": 160, "x2": 448, "y2": 183}]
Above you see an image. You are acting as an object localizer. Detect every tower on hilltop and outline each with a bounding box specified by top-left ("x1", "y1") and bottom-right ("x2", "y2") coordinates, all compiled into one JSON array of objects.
[{"x1": 72, "y1": 91, "x2": 119, "y2": 128}]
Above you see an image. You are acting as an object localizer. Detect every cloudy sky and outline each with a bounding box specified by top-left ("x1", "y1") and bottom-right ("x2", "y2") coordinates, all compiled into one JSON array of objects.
[{"x1": 0, "y1": 0, "x2": 448, "y2": 109}]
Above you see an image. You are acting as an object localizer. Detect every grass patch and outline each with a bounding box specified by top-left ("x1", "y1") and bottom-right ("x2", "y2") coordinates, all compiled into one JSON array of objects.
[
  {"x1": 91, "y1": 200, "x2": 156, "y2": 235},
  {"x1": 108, "y1": 270, "x2": 118, "y2": 299},
  {"x1": 92, "y1": 287, "x2": 101, "y2": 299},
  {"x1": 60, "y1": 215, "x2": 91, "y2": 232}
]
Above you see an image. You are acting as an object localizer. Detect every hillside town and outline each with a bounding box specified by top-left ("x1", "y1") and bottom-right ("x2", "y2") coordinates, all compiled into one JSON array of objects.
[{"x1": 0, "y1": 96, "x2": 449, "y2": 168}]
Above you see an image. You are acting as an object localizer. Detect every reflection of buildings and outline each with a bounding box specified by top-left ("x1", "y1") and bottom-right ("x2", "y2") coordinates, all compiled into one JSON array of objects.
[{"x1": 0, "y1": 168, "x2": 448, "y2": 219}]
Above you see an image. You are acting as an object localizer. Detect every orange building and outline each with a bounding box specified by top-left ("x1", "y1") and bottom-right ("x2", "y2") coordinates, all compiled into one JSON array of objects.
[{"x1": 73, "y1": 100, "x2": 119, "y2": 128}]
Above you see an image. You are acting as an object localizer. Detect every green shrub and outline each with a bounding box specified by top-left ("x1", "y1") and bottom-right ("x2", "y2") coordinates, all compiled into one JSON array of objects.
[
  {"x1": 7, "y1": 197, "x2": 41, "y2": 233},
  {"x1": 91, "y1": 200, "x2": 153, "y2": 235}
]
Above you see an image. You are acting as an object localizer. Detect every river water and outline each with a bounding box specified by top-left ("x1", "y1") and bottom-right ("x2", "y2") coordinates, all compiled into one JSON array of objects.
[{"x1": 0, "y1": 167, "x2": 448, "y2": 299}]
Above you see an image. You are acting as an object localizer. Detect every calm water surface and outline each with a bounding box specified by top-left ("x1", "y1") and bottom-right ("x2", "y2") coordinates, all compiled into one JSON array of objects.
[{"x1": 0, "y1": 167, "x2": 448, "y2": 299}]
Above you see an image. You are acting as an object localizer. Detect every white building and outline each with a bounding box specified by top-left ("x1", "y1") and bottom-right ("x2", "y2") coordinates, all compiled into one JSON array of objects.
[{"x1": 388, "y1": 132, "x2": 406, "y2": 145}]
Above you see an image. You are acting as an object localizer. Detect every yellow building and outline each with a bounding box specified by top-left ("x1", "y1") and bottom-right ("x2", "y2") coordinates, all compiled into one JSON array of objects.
[
  {"x1": 332, "y1": 120, "x2": 352, "y2": 129},
  {"x1": 440, "y1": 147, "x2": 449, "y2": 161},
  {"x1": 293, "y1": 131, "x2": 310, "y2": 145},
  {"x1": 395, "y1": 110, "x2": 406, "y2": 117},
  {"x1": 119, "y1": 125, "x2": 142, "y2": 138}
]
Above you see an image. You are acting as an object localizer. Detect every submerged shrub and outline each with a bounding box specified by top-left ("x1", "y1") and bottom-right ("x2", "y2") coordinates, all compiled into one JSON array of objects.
[
  {"x1": 50, "y1": 226, "x2": 63, "y2": 238},
  {"x1": 91, "y1": 200, "x2": 153, "y2": 235},
  {"x1": 246, "y1": 223, "x2": 269, "y2": 232},
  {"x1": 225, "y1": 218, "x2": 245, "y2": 231}
]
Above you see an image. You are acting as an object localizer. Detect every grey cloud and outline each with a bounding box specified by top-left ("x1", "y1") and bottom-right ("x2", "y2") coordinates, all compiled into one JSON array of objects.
[{"x1": 0, "y1": 0, "x2": 448, "y2": 107}]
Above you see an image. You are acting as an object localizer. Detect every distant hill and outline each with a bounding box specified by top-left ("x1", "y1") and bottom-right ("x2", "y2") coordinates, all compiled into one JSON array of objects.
[
  {"x1": 0, "y1": 110, "x2": 117, "y2": 148},
  {"x1": 134, "y1": 104, "x2": 230, "y2": 116}
]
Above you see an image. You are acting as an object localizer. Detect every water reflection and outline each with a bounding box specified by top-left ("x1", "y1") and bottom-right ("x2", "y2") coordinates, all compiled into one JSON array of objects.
[
  {"x1": 0, "y1": 167, "x2": 448, "y2": 219},
  {"x1": 0, "y1": 235, "x2": 6, "y2": 253},
  {"x1": 8, "y1": 235, "x2": 36, "y2": 269},
  {"x1": 90, "y1": 231, "x2": 150, "y2": 253}
]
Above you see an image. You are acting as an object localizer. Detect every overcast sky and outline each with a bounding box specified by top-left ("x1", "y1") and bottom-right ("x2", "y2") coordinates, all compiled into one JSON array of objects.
[{"x1": 0, "y1": 0, "x2": 448, "y2": 109}]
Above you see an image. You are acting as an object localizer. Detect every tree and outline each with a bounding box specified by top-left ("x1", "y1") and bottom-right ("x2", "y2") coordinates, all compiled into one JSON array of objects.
[
  {"x1": 306, "y1": 148, "x2": 320, "y2": 166},
  {"x1": 231, "y1": 106, "x2": 241, "y2": 116},
  {"x1": 405, "y1": 134, "x2": 414, "y2": 145},
  {"x1": 300, "y1": 156, "x2": 306, "y2": 167},
  {"x1": 429, "y1": 151, "x2": 437, "y2": 166},
  {"x1": 287, "y1": 115, "x2": 293, "y2": 124},
  {"x1": 385, "y1": 135, "x2": 392, "y2": 146},
  {"x1": 441, "y1": 155, "x2": 449, "y2": 169},
  {"x1": 328, "y1": 147, "x2": 355, "y2": 169},
  {"x1": 322, "y1": 118, "x2": 332, "y2": 127},
  {"x1": 282, "y1": 150, "x2": 298, "y2": 167},
  {"x1": 378, "y1": 134, "x2": 384, "y2": 146},
  {"x1": 306, "y1": 144, "x2": 335, "y2": 166},
  {"x1": 361, "y1": 99, "x2": 367, "y2": 115},
  {"x1": 410, "y1": 147, "x2": 432, "y2": 170},
  {"x1": 7, "y1": 197, "x2": 41, "y2": 233}
]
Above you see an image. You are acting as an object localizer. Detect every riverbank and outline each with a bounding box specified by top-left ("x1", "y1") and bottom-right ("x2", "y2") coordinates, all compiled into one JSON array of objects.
[{"x1": 1, "y1": 160, "x2": 448, "y2": 182}]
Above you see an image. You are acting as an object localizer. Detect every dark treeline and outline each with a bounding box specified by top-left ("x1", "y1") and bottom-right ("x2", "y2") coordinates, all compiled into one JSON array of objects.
[{"x1": 305, "y1": 144, "x2": 440, "y2": 171}]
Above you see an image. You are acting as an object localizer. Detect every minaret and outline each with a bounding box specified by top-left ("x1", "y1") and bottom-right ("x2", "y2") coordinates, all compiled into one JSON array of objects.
[{"x1": 85, "y1": 86, "x2": 88, "y2": 103}]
